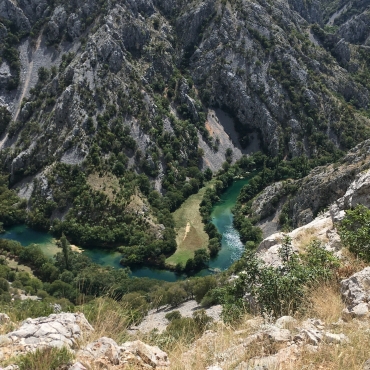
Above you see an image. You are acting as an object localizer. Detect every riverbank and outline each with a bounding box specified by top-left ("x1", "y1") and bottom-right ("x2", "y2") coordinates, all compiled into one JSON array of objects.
[{"x1": 0, "y1": 177, "x2": 250, "y2": 281}]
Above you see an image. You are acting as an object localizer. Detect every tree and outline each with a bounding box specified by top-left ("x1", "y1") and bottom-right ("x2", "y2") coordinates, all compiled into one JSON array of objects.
[
  {"x1": 58, "y1": 234, "x2": 71, "y2": 270},
  {"x1": 339, "y1": 204, "x2": 370, "y2": 261},
  {"x1": 208, "y1": 238, "x2": 221, "y2": 257},
  {"x1": 193, "y1": 276, "x2": 217, "y2": 304},
  {"x1": 0, "y1": 107, "x2": 11, "y2": 136},
  {"x1": 185, "y1": 258, "x2": 195, "y2": 272},
  {"x1": 149, "y1": 288, "x2": 168, "y2": 310},
  {"x1": 204, "y1": 168, "x2": 213, "y2": 181},
  {"x1": 166, "y1": 285, "x2": 187, "y2": 307},
  {"x1": 193, "y1": 249, "x2": 210, "y2": 269},
  {"x1": 38, "y1": 66, "x2": 50, "y2": 82}
]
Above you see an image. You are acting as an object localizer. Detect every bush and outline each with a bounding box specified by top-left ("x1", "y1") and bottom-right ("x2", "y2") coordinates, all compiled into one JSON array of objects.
[
  {"x1": 339, "y1": 205, "x2": 370, "y2": 261},
  {"x1": 165, "y1": 317, "x2": 198, "y2": 341},
  {"x1": 165, "y1": 310, "x2": 181, "y2": 322},
  {"x1": 209, "y1": 237, "x2": 339, "y2": 320}
]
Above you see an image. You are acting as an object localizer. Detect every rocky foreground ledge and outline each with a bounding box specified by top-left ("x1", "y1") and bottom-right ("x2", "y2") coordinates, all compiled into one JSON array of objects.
[
  {"x1": 0, "y1": 312, "x2": 170, "y2": 370},
  {"x1": 2, "y1": 264, "x2": 370, "y2": 369}
]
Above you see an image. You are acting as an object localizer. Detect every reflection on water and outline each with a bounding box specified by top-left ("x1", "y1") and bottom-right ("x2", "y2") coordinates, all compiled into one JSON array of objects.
[{"x1": 0, "y1": 178, "x2": 249, "y2": 281}]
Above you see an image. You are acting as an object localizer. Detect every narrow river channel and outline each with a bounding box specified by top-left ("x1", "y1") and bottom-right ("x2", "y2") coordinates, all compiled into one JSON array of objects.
[{"x1": 0, "y1": 178, "x2": 249, "y2": 281}]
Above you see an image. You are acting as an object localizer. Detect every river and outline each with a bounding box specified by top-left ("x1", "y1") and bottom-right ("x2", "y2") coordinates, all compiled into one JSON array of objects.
[{"x1": 0, "y1": 178, "x2": 249, "y2": 281}]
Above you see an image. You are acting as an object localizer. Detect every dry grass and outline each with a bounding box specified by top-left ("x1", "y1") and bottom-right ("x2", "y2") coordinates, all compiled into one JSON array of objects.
[
  {"x1": 294, "y1": 227, "x2": 320, "y2": 251},
  {"x1": 79, "y1": 297, "x2": 131, "y2": 345},
  {"x1": 336, "y1": 249, "x2": 368, "y2": 279},
  {"x1": 293, "y1": 225, "x2": 330, "y2": 252},
  {"x1": 5, "y1": 258, "x2": 34, "y2": 275},
  {"x1": 87, "y1": 173, "x2": 120, "y2": 201},
  {"x1": 166, "y1": 273, "x2": 370, "y2": 370},
  {"x1": 282, "y1": 320, "x2": 370, "y2": 370},
  {"x1": 301, "y1": 281, "x2": 345, "y2": 323},
  {"x1": 168, "y1": 317, "x2": 261, "y2": 370}
]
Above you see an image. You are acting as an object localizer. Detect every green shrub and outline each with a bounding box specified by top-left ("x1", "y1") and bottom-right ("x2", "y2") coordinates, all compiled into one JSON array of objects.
[
  {"x1": 209, "y1": 237, "x2": 339, "y2": 320},
  {"x1": 165, "y1": 310, "x2": 181, "y2": 322},
  {"x1": 339, "y1": 204, "x2": 370, "y2": 261}
]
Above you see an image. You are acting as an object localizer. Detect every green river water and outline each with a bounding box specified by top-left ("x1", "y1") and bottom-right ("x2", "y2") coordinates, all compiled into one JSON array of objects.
[{"x1": 0, "y1": 178, "x2": 249, "y2": 281}]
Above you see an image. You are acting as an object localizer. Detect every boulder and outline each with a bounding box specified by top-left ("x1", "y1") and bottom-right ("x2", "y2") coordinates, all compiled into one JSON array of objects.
[
  {"x1": 77, "y1": 337, "x2": 170, "y2": 369},
  {"x1": 341, "y1": 267, "x2": 370, "y2": 320},
  {"x1": 0, "y1": 313, "x2": 10, "y2": 325},
  {"x1": 121, "y1": 340, "x2": 170, "y2": 368},
  {"x1": 263, "y1": 326, "x2": 291, "y2": 342},
  {"x1": 0, "y1": 313, "x2": 93, "y2": 360},
  {"x1": 275, "y1": 316, "x2": 298, "y2": 329},
  {"x1": 323, "y1": 332, "x2": 349, "y2": 344}
]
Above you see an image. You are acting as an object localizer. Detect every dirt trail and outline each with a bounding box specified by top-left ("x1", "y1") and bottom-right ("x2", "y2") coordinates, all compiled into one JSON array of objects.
[
  {"x1": 183, "y1": 222, "x2": 191, "y2": 241},
  {"x1": 13, "y1": 32, "x2": 43, "y2": 122}
]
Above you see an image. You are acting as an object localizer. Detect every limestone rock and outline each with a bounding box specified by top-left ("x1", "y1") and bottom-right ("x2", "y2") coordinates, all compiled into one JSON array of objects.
[
  {"x1": 275, "y1": 316, "x2": 298, "y2": 329},
  {"x1": 67, "y1": 13, "x2": 81, "y2": 40},
  {"x1": 0, "y1": 313, "x2": 93, "y2": 360},
  {"x1": 342, "y1": 169, "x2": 370, "y2": 210},
  {"x1": 288, "y1": 0, "x2": 323, "y2": 24},
  {"x1": 0, "y1": 62, "x2": 12, "y2": 88},
  {"x1": 0, "y1": 22, "x2": 7, "y2": 41},
  {"x1": 338, "y1": 11, "x2": 370, "y2": 45},
  {"x1": 323, "y1": 332, "x2": 349, "y2": 344},
  {"x1": 122, "y1": 340, "x2": 170, "y2": 368},
  {"x1": 363, "y1": 359, "x2": 370, "y2": 370},
  {"x1": 341, "y1": 267, "x2": 370, "y2": 320},
  {"x1": 77, "y1": 337, "x2": 170, "y2": 369},
  {"x1": 263, "y1": 326, "x2": 291, "y2": 342},
  {"x1": 0, "y1": 313, "x2": 10, "y2": 325},
  {"x1": 333, "y1": 39, "x2": 351, "y2": 66},
  {"x1": 0, "y1": 0, "x2": 31, "y2": 32},
  {"x1": 68, "y1": 363, "x2": 87, "y2": 370}
]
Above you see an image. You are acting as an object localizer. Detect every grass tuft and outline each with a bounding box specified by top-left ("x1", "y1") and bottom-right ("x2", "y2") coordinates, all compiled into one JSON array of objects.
[{"x1": 14, "y1": 347, "x2": 73, "y2": 370}]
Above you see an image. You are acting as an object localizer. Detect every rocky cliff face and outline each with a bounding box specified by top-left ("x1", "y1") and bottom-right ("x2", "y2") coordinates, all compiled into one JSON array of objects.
[
  {"x1": 250, "y1": 139, "x2": 370, "y2": 231},
  {"x1": 0, "y1": 0, "x2": 369, "y2": 229},
  {"x1": 0, "y1": 0, "x2": 369, "y2": 172}
]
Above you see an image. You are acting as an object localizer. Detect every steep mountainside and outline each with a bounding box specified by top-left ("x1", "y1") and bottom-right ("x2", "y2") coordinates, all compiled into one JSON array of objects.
[{"x1": 0, "y1": 0, "x2": 369, "y2": 254}]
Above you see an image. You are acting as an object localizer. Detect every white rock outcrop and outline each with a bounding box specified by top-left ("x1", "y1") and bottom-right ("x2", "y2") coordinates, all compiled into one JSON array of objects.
[
  {"x1": 330, "y1": 169, "x2": 370, "y2": 223},
  {"x1": 256, "y1": 212, "x2": 338, "y2": 267},
  {"x1": 0, "y1": 312, "x2": 93, "y2": 360},
  {"x1": 0, "y1": 313, "x2": 170, "y2": 369},
  {"x1": 341, "y1": 267, "x2": 370, "y2": 320},
  {"x1": 75, "y1": 337, "x2": 170, "y2": 369}
]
